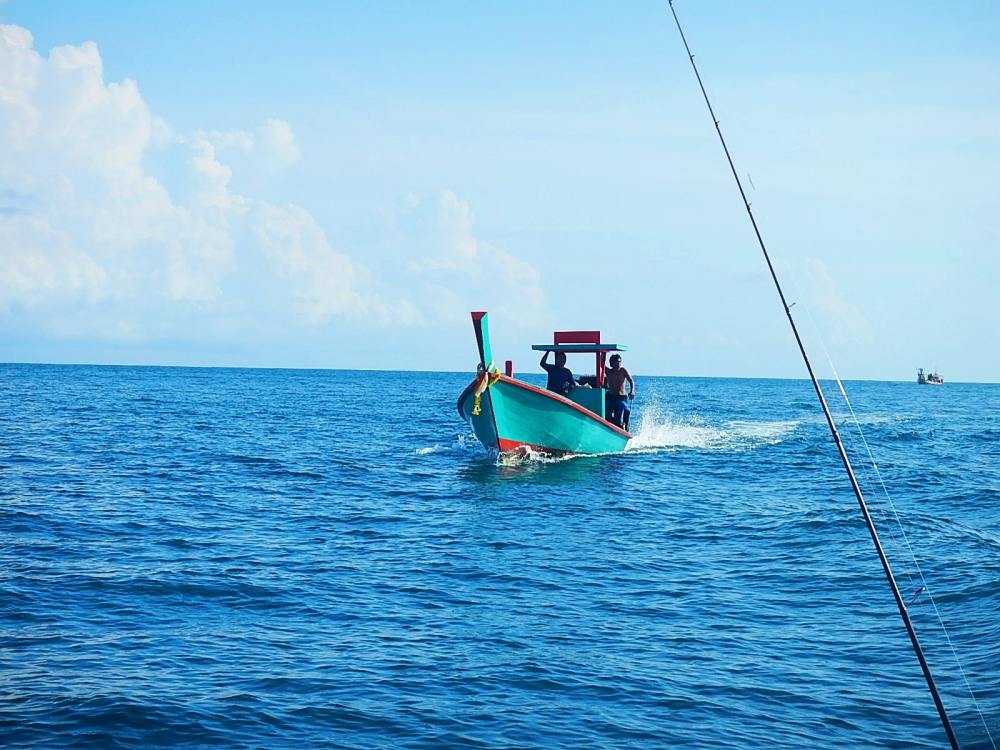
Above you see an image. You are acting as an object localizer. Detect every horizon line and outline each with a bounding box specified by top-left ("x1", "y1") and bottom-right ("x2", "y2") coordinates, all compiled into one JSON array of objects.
[{"x1": 2, "y1": 361, "x2": 995, "y2": 386}]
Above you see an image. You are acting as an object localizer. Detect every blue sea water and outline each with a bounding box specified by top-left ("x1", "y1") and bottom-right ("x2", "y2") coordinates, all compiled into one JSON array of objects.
[{"x1": 1, "y1": 364, "x2": 997, "y2": 749}]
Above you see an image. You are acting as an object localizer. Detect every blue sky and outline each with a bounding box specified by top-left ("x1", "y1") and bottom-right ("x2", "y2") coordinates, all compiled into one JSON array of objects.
[{"x1": 1, "y1": 2, "x2": 997, "y2": 381}]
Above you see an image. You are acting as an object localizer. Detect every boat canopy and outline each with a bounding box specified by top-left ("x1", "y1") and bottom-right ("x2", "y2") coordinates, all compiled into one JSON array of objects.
[{"x1": 532, "y1": 330, "x2": 627, "y2": 388}]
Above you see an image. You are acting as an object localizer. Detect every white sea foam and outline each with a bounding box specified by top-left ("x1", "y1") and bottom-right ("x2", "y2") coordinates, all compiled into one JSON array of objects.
[
  {"x1": 421, "y1": 408, "x2": 797, "y2": 465},
  {"x1": 488, "y1": 412, "x2": 798, "y2": 466},
  {"x1": 494, "y1": 445, "x2": 580, "y2": 466},
  {"x1": 626, "y1": 404, "x2": 798, "y2": 453},
  {"x1": 413, "y1": 434, "x2": 481, "y2": 456}
]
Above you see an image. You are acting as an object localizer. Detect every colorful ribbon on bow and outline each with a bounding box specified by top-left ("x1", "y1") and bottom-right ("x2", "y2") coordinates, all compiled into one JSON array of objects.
[{"x1": 471, "y1": 361, "x2": 501, "y2": 415}]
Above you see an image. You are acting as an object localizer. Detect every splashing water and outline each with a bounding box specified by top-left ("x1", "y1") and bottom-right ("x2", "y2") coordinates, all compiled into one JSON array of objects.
[
  {"x1": 626, "y1": 404, "x2": 798, "y2": 453},
  {"x1": 422, "y1": 402, "x2": 800, "y2": 465},
  {"x1": 413, "y1": 434, "x2": 482, "y2": 456}
]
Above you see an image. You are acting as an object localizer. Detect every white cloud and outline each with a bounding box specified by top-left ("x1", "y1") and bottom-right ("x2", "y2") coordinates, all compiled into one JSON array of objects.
[
  {"x1": 401, "y1": 189, "x2": 547, "y2": 327},
  {"x1": 252, "y1": 203, "x2": 367, "y2": 323},
  {"x1": 0, "y1": 24, "x2": 544, "y2": 356},
  {"x1": 202, "y1": 118, "x2": 301, "y2": 176},
  {"x1": 796, "y1": 258, "x2": 872, "y2": 345},
  {"x1": 0, "y1": 213, "x2": 107, "y2": 306},
  {"x1": 256, "y1": 118, "x2": 301, "y2": 169},
  {"x1": 0, "y1": 24, "x2": 361, "y2": 341},
  {"x1": 0, "y1": 25, "x2": 239, "y2": 313}
]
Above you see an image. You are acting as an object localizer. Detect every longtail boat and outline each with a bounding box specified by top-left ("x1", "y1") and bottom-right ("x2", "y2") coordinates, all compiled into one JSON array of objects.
[{"x1": 456, "y1": 311, "x2": 632, "y2": 456}]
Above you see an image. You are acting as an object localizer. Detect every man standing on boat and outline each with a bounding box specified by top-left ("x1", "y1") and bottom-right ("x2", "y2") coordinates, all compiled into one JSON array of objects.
[
  {"x1": 605, "y1": 354, "x2": 635, "y2": 430},
  {"x1": 539, "y1": 351, "x2": 575, "y2": 396}
]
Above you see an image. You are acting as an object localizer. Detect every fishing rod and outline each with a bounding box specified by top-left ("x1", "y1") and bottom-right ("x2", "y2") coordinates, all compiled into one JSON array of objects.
[{"x1": 665, "y1": 2, "x2": 961, "y2": 748}]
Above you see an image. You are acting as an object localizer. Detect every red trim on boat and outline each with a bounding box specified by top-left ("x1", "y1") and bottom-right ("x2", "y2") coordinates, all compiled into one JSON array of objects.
[
  {"x1": 497, "y1": 437, "x2": 568, "y2": 456},
  {"x1": 497, "y1": 376, "x2": 633, "y2": 439},
  {"x1": 471, "y1": 312, "x2": 488, "y2": 368}
]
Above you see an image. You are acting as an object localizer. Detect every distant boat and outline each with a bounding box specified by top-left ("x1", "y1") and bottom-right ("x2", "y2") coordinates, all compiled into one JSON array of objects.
[
  {"x1": 917, "y1": 368, "x2": 944, "y2": 385},
  {"x1": 457, "y1": 312, "x2": 632, "y2": 456}
]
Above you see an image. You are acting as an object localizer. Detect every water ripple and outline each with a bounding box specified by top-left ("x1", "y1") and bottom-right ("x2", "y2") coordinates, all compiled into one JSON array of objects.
[{"x1": 1, "y1": 365, "x2": 997, "y2": 749}]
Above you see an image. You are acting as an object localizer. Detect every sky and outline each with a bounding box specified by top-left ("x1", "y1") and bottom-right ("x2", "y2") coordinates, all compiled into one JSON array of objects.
[{"x1": 1, "y1": 1, "x2": 998, "y2": 381}]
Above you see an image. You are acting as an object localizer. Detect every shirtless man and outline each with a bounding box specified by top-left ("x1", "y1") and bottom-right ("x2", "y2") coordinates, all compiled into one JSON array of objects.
[{"x1": 604, "y1": 354, "x2": 635, "y2": 430}]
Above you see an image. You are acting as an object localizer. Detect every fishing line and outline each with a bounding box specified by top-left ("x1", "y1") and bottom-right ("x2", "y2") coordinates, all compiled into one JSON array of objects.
[
  {"x1": 731, "y1": 222, "x2": 920, "y2": 592},
  {"x1": 801, "y1": 310, "x2": 998, "y2": 750},
  {"x1": 837, "y1": 419, "x2": 920, "y2": 593},
  {"x1": 777, "y1": 264, "x2": 993, "y2": 742},
  {"x1": 696, "y1": 56, "x2": 996, "y2": 749},
  {"x1": 767, "y1": 207, "x2": 996, "y2": 747},
  {"x1": 665, "y1": 2, "x2": 964, "y2": 746},
  {"x1": 728, "y1": 91, "x2": 994, "y2": 745},
  {"x1": 775, "y1": 272, "x2": 924, "y2": 596}
]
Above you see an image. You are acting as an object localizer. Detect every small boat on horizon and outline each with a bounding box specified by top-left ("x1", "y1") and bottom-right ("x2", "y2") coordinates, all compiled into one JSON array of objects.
[
  {"x1": 917, "y1": 367, "x2": 944, "y2": 385},
  {"x1": 456, "y1": 312, "x2": 632, "y2": 456}
]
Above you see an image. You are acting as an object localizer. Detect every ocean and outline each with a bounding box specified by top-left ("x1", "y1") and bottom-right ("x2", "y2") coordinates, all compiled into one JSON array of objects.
[{"x1": 1, "y1": 364, "x2": 997, "y2": 749}]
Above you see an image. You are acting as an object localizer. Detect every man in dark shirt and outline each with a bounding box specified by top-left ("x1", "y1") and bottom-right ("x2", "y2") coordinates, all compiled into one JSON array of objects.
[{"x1": 539, "y1": 351, "x2": 574, "y2": 396}]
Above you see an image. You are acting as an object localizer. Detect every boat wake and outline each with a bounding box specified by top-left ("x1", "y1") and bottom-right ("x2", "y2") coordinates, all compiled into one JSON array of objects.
[
  {"x1": 417, "y1": 409, "x2": 797, "y2": 465},
  {"x1": 488, "y1": 409, "x2": 799, "y2": 466},
  {"x1": 626, "y1": 405, "x2": 798, "y2": 453}
]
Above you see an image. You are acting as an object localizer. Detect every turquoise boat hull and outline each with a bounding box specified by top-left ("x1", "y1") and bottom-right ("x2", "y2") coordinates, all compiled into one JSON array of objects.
[
  {"x1": 457, "y1": 376, "x2": 631, "y2": 455},
  {"x1": 457, "y1": 312, "x2": 631, "y2": 456}
]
